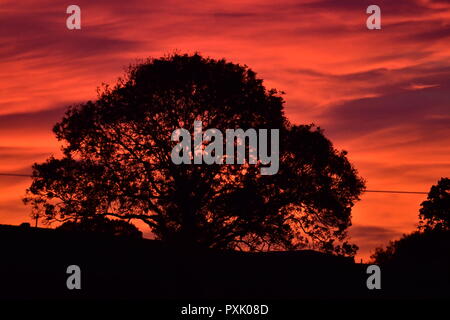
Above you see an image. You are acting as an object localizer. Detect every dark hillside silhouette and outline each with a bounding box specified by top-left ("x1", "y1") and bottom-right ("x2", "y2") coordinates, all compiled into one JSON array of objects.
[
  {"x1": 24, "y1": 53, "x2": 365, "y2": 255},
  {"x1": 1, "y1": 224, "x2": 448, "y2": 299},
  {"x1": 0, "y1": 224, "x2": 369, "y2": 299}
]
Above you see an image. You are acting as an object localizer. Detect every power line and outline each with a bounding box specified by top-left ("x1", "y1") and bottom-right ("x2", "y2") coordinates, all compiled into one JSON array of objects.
[
  {"x1": 365, "y1": 190, "x2": 428, "y2": 195},
  {"x1": 0, "y1": 173, "x2": 30, "y2": 177}
]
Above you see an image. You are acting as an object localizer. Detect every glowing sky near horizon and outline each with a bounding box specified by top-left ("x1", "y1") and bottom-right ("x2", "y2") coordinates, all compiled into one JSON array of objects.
[{"x1": 1, "y1": 0, "x2": 450, "y2": 260}]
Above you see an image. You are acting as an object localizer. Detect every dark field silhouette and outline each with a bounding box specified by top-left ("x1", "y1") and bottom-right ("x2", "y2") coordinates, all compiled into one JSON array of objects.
[
  {"x1": 1, "y1": 223, "x2": 363, "y2": 300},
  {"x1": 0, "y1": 223, "x2": 448, "y2": 300}
]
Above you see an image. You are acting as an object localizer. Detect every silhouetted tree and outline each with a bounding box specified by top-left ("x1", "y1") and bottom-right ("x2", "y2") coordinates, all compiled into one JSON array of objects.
[
  {"x1": 372, "y1": 177, "x2": 450, "y2": 264},
  {"x1": 24, "y1": 53, "x2": 365, "y2": 255},
  {"x1": 419, "y1": 177, "x2": 450, "y2": 231},
  {"x1": 57, "y1": 215, "x2": 143, "y2": 239}
]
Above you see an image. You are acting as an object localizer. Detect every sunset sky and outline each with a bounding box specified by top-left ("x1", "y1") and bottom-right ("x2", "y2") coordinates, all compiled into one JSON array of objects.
[{"x1": 1, "y1": 0, "x2": 450, "y2": 260}]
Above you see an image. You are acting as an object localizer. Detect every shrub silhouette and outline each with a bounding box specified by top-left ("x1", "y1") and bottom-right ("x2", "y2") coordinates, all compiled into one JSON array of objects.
[
  {"x1": 24, "y1": 53, "x2": 365, "y2": 255},
  {"x1": 57, "y1": 215, "x2": 143, "y2": 239},
  {"x1": 371, "y1": 229, "x2": 450, "y2": 265}
]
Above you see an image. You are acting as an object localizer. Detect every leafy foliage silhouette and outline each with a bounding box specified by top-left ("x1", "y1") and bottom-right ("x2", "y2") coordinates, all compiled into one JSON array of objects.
[
  {"x1": 419, "y1": 177, "x2": 450, "y2": 231},
  {"x1": 370, "y1": 228, "x2": 450, "y2": 269},
  {"x1": 24, "y1": 53, "x2": 365, "y2": 255},
  {"x1": 57, "y1": 215, "x2": 143, "y2": 239}
]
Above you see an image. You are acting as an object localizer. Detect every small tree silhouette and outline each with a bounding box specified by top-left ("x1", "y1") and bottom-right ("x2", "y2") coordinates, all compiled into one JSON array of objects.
[
  {"x1": 419, "y1": 177, "x2": 450, "y2": 231},
  {"x1": 372, "y1": 177, "x2": 450, "y2": 264},
  {"x1": 23, "y1": 53, "x2": 365, "y2": 255}
]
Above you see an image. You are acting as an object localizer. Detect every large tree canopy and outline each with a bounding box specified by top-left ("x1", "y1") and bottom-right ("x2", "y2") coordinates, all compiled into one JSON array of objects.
[{"x1": 24, "y1": 53, "x2": 365, "y2": 255}]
